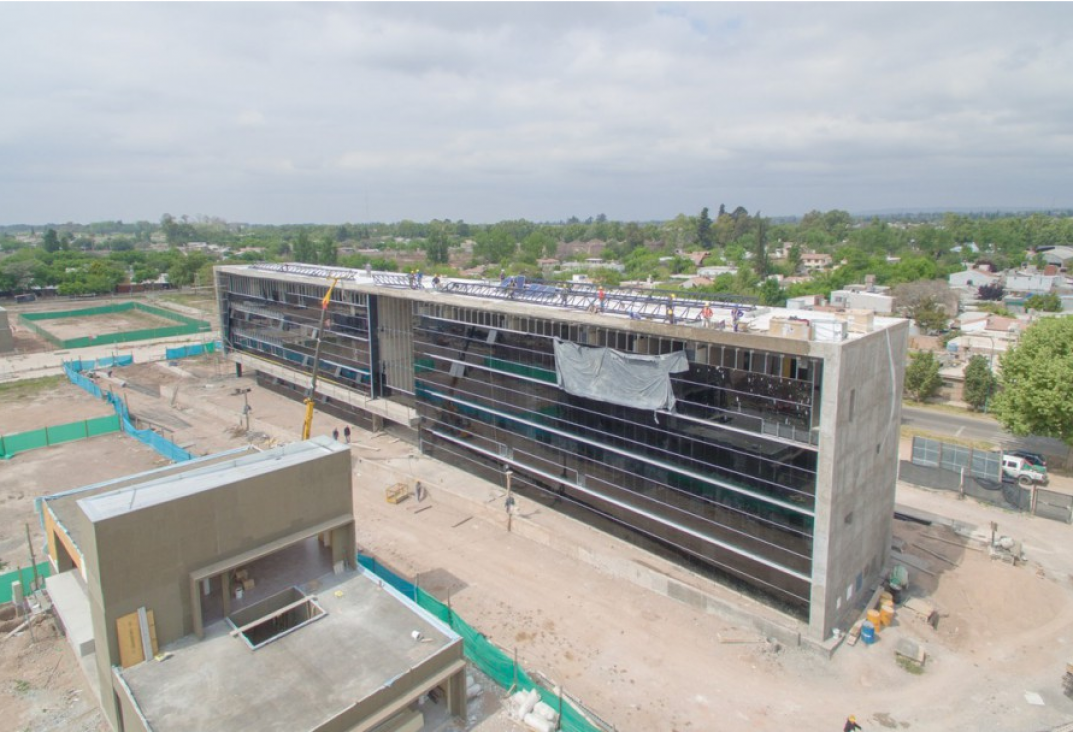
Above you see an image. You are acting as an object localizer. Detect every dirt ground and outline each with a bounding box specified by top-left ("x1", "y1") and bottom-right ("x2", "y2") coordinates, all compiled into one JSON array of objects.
[
  {"x1": 0, "y1": 613, "x2": 103, "y2": 732},
  {"x1": 33, "y1": 308, "x2": 180, "y2": 342},
  {"x1": 1, "y1": 355, "x2": 1073, "y2": 732}
]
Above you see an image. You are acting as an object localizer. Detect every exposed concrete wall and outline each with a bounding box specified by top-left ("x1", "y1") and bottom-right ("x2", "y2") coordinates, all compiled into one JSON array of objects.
[
  {"x1": 809, "y1": 321, "x2": 908, "y2": 641},
  {"x1": 0, "y1": 307, "x2": 13, "y2": 353},
  {"x1": 82, "y1": 442, "x2": 353, "y2": 731},
  {"x1": 314, "y1": 650, "x2": 466, "y2": 732}
]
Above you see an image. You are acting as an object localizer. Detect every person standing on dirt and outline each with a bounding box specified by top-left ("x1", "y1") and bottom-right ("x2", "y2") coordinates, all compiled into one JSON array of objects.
[
  {"x1": 844, "y1": 715, "x2": 862, "y2": 732},
  {"x1": 343, "y1": 426, "x2": 351, "y2": 443},
  {"x1": 332, "y1": 428, "x2": 339, "y2": 441}
]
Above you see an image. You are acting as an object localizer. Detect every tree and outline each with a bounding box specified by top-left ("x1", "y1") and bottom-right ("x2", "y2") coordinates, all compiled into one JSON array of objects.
[
  {"x1": 893, "y1": 280, "x2": 957, "y2": 331},
  {"x1": 0, "y1": 258, "x2": 37, "y2": 291},
  {"x1": 904, "y1": 351, "x2": 943, "y2": 402},
  {"x1": 317, "y1": 236, "x2": 338, "y2": 266},
  {"x1": 977, "y1": 283, "x2": 1004, "y2": 301},
  {"x1": 758, "y1": 277, "x2": 784, "y2": 306},
  {"x1": 697, "y1": 207, "x2": 713, "y2": 248},
  {"x1": 293, "y1": 231, "x2": 316, "y2": 263},
  {"x1": 753, "y1": 213, "x2": 769, "y2": 278},
  {"x1": 786, "y1": 243, "x2": 802, "y2": 275},
  {"x1": 43, "y1": 228, "x2": 60, "y2": 253},
  {"x1": 963, "y1": 355, "x2": 996, "y2": 412},
  {"x1": 991, "y1": 317, "x2": 1073, "y2": 460},
  {"x1": 1025, "y1": 292, "x2": 1061, "y2": 312},
  {"x1": 624, "y1": 222, "x2": 645, "y2": 251},
  {"x1": 909, "y1": 299, "x2": 950, "y2": 334},
  {"x1": 424, "y1": 224, "x2": 450, "y2": 265}
]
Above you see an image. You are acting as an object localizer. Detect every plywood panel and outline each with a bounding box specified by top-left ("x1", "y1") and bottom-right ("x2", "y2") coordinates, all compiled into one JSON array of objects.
[
  {"x1": 116, "y1": 611, "x2": 143, "y2": 668},
  {"x1": 116, "y1": 609, "x2": 157, "y2": 668}
]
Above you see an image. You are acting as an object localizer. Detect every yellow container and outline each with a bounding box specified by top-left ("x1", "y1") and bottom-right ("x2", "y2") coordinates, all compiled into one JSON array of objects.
[
  {"x1": 880, "y1": 591, "x2": 894, "y2": 606},
  {"x1": 879, "y1": 605, "x2": 894, "y2": 627},
  {"x1": 867, "y1": 609, "x2": 882, "y2": 629}
]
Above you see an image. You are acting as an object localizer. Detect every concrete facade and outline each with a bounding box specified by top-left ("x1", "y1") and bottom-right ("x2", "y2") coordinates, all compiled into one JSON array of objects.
[
  {"x1": 40, "y1": 438, "x2": 466, "y2": 732},
  {"x1": 0, "y1": 306, "x2": 13, "y2": 352},
  {"x1": 214, "y1": 264, "x2": 908, "y2": 642}
]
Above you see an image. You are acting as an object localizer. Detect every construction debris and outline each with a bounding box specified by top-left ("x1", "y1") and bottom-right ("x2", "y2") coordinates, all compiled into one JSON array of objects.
[
  {"x1": 903, "y1": 598, "x2": 940, "y2": 629},
  {"x1": 508, "y1": 689, "x2": 560, "y2": 732},
  {"x1": 989, "y1": 535, "x2": 1026, "y2": 565},
  {"x1": 895, "y1": 637, "x2": 926, "y2": 666}
]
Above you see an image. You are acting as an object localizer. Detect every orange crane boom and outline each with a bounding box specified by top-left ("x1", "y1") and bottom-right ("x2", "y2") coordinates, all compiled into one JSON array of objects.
[{"x1": 301, "y1": 277, "x2": 339, "y2": 440}]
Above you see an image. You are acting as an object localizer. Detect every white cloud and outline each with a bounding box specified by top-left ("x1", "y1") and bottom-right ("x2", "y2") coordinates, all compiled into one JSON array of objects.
[{"x1": 0, "y1": 2, "x2": 1070, "y2": 224}]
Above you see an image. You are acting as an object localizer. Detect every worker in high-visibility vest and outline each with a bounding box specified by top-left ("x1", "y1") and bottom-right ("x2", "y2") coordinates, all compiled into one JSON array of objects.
[{"x1": 701, "y1": 302, "x2": 714, "y2": 327}]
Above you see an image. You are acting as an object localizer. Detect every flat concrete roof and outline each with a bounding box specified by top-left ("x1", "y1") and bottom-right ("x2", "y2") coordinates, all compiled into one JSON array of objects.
[
  {"x1": 118, "y1": 569, "x2": 462, "y2": 732},
  {"x1": 76, "y1": 437, "x2": 347, "y2": 523},
  {"x1": 216, "y1": 262, "x2": 907, "y2": 343},
  {"x1": 44, "y1": 447, "x2": 259, "y2": 561}
]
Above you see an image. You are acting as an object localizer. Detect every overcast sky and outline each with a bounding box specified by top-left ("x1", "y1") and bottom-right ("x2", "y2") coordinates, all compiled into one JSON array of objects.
[{"x1": 1, "y1": 3, "x2": 1070, "y2": 226}]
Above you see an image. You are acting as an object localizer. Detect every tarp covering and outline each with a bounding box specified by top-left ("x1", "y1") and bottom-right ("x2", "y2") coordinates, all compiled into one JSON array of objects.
[{"x1": 553, "y1": 339, "x2": 689, "y2": 412}]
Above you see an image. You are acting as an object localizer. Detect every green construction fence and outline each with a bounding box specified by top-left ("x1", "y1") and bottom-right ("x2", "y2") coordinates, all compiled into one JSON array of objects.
[
  {"x1": 20, "y1": 301, "x2": 211, "y2": 349},
  {"x1": 0, "y1": 562, "x2": 51, "y2": 604},
  {"x1": 358, "y1": 554, "x2": 611, "y2": 732},
  {"x1": 0, "y1": 414, "x2": 122, "y2": 460}
]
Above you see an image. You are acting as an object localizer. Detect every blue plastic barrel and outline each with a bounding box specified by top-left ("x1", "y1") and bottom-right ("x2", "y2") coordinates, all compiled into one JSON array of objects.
[{"x1": 861, "y1": 620, "x2": 876, "y2": 645}]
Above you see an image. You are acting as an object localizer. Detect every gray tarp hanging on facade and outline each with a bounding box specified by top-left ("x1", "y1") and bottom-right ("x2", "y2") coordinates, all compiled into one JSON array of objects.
[{"x1": 553, "y1": 339, "x2": 690, "y2": 412}]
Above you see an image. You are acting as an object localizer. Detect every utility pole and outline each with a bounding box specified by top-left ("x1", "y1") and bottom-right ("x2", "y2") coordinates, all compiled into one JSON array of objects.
[
  {"x1": 238, "y1": 388, "x2": 252, "y2": 432},
  {"x1": 504, "y1": 469, "x2": 514, "y2": 533}
]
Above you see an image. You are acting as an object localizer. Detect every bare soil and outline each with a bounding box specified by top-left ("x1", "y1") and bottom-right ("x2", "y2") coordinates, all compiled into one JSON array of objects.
[
  {"x1": 34, "y1": 308, "x2": 179, "y2": 342},
  {"x1": 1, "y1": 356, "x2": 1072, "y2": 732}
]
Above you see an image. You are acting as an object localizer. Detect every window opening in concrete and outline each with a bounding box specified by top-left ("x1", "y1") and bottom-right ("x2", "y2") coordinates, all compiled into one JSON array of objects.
[
  {"x1": 228, "y1": 586, "x2": 326, "y2": 650},
  {"x1": 197, "y1": 536, "x2": 336, "y2": 631}
]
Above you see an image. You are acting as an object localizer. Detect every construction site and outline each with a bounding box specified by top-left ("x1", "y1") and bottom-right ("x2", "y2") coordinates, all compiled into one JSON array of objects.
[{"x1": 2, "y1": 285, "x2": 1073, "y2": 732}]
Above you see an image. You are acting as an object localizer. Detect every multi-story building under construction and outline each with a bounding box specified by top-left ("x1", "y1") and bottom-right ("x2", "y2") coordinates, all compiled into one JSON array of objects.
[{"x1": 214, "y1": 263, "x2": 908, "y2": 642}]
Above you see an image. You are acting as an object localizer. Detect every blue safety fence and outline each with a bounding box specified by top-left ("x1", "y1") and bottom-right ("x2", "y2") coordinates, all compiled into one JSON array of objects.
[
  {"x1": 165, "y1": 341, "x2": 220, "y2": 361},
  {"x1": 357, "y1": 554, "x2": 610, "y2": 732},
  {"x1": 70, "y1": 354, "x2": 136, "y2": 372},
  {"x1": 63, "y1": 361, "x2": 194, "y2": 463}
]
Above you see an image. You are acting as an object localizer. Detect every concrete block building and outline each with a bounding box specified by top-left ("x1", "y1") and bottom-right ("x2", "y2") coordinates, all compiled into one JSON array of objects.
[
  {"x1": 214, "y1": 264, "x2": 909, "y2": 642},
  {"x1": 0, "y1": 305, "x2": 13, "y2": 352},
  {"x1": 40, "y1": 438, "x2": 467, "y2": 732}
]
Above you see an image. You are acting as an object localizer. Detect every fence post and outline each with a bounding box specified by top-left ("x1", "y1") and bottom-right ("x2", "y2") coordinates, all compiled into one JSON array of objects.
[{"x1": 557, "y1": 687, "x2": 563, "y2": 731}]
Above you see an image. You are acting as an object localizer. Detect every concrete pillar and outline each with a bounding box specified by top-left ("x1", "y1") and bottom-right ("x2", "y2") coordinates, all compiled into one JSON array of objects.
[{"x1": 445, "y1": 666, "x2": 467, "y2": 720}]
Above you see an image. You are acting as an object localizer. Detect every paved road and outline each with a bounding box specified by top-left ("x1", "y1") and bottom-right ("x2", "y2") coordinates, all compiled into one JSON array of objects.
[{"x1": 902, "y1": 404, "x2": 1068, "y2": 459}]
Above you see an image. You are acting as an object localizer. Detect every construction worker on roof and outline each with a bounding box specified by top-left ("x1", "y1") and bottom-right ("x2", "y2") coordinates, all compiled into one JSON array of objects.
[
  {"x1": 701, "y1": 302, "x2": 713, "y2": 327},
  {"x1": 844, "y1": 715, "x2": 862, "y2": 732}
]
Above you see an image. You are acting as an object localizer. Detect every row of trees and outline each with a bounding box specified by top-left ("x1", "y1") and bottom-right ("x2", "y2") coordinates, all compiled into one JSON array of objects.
[
  {"x1": 2, "y1": 208, "x2": 1067, "y2": 310},
  {"x1": 904, "y1": 317, "x2": 1073, "y2": 456},
  {"x1": 0, "y1": 247, "x2": 214, "y2": 295}
]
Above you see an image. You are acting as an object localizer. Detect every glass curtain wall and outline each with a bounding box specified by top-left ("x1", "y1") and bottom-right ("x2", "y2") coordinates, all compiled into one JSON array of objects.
[
  {"x1": 218, "y1": 274, "x2": 374, "y2": 394},
  {"x1": 413, "y1": 302, "x2": 820, "y2": 614}
]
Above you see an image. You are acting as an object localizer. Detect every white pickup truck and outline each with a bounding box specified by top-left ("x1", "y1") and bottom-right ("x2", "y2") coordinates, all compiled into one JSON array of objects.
[{"x1": 1002, "y1": 455, "x2": 1048, "y2": 486}]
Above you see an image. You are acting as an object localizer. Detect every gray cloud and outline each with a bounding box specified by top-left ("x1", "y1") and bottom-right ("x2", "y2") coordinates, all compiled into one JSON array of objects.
[{"x1": 0, "y1": 2, "x2": 1070, "y2": 224}]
